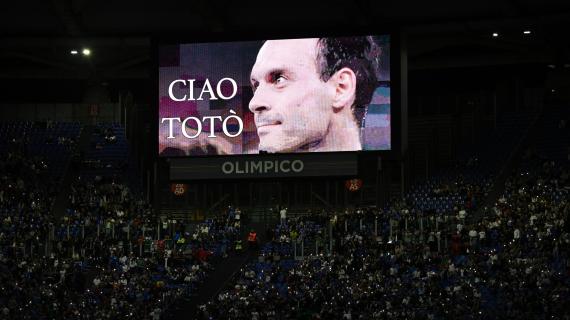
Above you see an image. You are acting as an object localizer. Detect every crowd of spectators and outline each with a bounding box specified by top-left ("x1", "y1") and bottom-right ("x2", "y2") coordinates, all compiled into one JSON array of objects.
[
  {"x1": 2, "y1": 119, "x2": 569, "y2": 319},
  {"x1": 2, "y1": 176, "x2": 242, "y2": 319},
  {"x1": 199, "y1": 155, "x2": 569, "y2": 319},
  {"x1": 0, "y1": 123, "x2": 241, "y2": 319}
]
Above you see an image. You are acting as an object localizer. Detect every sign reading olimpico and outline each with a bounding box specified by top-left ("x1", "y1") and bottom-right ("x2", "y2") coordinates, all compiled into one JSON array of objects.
[
  {"x1": 169, "y1": 153, "x2": 357, "y2": 180},
  {"x1": 221, "y1": 159, "x2": 304, "y2": 175}
]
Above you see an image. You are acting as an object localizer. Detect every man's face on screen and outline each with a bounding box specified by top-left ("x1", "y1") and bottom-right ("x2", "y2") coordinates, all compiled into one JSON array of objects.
[{"x1": 249, "y1": 38, "x2": 334, "y2": 153}]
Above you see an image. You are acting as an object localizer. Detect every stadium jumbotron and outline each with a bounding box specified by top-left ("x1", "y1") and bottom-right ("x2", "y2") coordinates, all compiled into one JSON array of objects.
[{"x1": 1, "y1": 1, "x2": 569, "y2": 319}]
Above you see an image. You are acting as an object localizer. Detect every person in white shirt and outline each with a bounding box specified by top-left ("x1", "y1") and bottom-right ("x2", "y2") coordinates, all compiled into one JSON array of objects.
[
  {"x1": 458, "y1": 210, "x2": 467, "y2": 220},
  {"x1": 469, "y1": 229, "x2": 478, "y2": 246},
  {"x1": 280, "y1": 207, "x2": 287, "y2": 225},
  {"x1": 479, "y1": 230, "x2": 486, "y2": 247}
]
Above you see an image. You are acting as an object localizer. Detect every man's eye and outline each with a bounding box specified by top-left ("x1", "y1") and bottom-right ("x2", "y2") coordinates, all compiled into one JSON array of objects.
[{"x1": 271, "y1": 74, "x2": 287, "y2": 85}]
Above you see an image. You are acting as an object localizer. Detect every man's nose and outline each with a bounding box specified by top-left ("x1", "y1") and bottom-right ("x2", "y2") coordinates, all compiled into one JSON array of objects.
[{"x1": 248, "y1": 87, "x2": 271, "y2": 113}]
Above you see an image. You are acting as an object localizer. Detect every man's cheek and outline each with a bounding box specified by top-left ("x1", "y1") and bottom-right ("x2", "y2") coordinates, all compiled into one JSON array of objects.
[
  {"x1": 287, "y1": 112, "x2": 309, "y2": 131},
  {"x1": 262, "y1": 127, "x2": 285, "y2": 146},
  {"x1": 297, "y1": 113, "x2": 325, "y2": 133}
]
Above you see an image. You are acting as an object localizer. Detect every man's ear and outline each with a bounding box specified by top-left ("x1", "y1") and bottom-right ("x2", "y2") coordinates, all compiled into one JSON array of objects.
[{"x1": 330, "y1": 67, "x2": 356, "y2": 111}]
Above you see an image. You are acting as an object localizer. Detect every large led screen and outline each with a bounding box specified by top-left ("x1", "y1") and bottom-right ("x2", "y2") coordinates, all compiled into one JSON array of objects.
[{"x1": 159, "y1": 35, "x2": 391, "y2": 156}]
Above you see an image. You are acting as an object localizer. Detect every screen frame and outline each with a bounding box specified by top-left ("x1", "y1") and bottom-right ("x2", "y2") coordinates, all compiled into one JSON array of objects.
[{"x1": 151, "y1": 28, "x2": 404, "y2": 161}]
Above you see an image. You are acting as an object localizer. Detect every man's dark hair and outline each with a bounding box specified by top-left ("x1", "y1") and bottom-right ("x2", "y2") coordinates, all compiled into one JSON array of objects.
[{"x1": 316, "y1": 36, "x2": 379, "y2": 124}]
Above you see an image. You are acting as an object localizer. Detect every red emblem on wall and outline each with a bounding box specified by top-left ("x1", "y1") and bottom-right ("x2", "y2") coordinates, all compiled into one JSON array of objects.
[
  {"x1": 171, "y1": 183, "x2": 187, "y2": 196},
  {"x1": 345, "y1": 179, "x2": 363, "y2": 192}
]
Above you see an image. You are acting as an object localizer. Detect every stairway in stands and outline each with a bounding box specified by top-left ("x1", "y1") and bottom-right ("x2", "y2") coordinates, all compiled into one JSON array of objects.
[
  {"x1": 52, "y1": 124, "x2": 93, "y2": 218},
  {"x1": 163, "y1": 214, "x2": 269, "y2": 320},
  {"x1": 474, "y1": 104, "x2": 568, "y2": 221}
]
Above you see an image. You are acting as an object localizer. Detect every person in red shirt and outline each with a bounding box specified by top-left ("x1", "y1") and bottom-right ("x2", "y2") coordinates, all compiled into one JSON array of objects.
[
  {"x1": 247, "y1": 230, "x2": 258, "y2": 250},
  {"x1": 197, "y1": 247, "x2": 211, "y2": 262}
]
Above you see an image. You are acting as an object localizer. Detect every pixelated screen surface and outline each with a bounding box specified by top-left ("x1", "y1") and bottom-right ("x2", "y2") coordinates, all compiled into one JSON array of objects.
[{"x1": 159, "y1": 35, "x2": 390, "y2": 156}]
